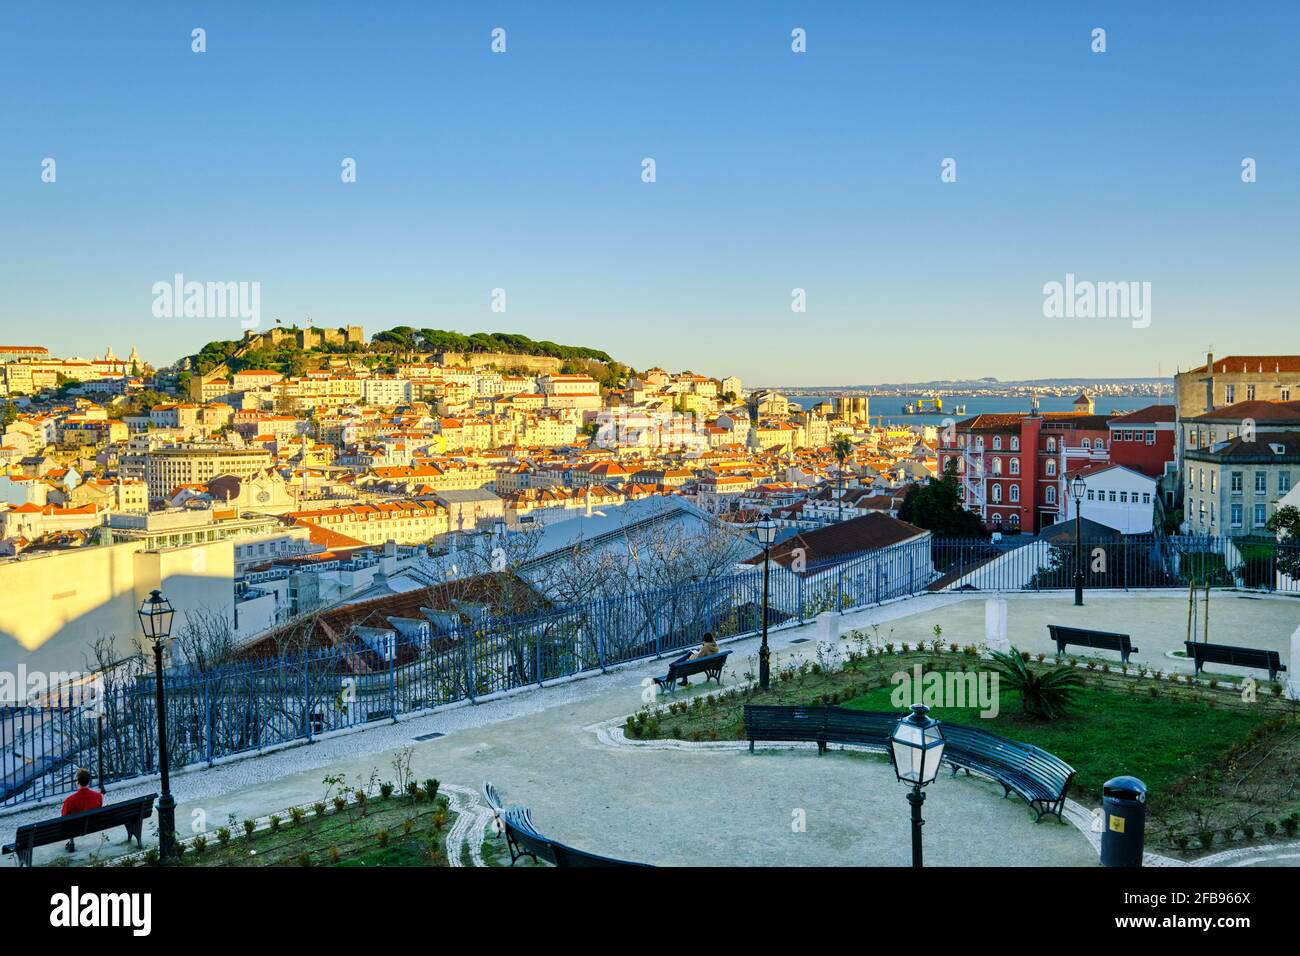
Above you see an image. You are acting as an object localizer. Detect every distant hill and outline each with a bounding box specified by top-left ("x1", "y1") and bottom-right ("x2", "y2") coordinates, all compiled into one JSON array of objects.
[{"x1": 371, "y1": 327, "x2": 614, "y2": 364}]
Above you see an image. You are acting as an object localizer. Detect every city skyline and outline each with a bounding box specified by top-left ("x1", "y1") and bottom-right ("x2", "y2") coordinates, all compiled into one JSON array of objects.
[{"x1": 2, "y1": 2, "x2": 1296, "y2": 382}]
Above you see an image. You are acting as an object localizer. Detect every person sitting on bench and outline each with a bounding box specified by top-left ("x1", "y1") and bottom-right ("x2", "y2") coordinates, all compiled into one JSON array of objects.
[
  {"x1": 60, "y1": 768, "x2": 103, "y2": 852},
  {"x1": 681, "y1": 633, "x2": 721, "y2": 685}
]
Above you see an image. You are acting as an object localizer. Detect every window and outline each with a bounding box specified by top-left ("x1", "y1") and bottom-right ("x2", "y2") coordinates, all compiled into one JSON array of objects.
[
  {"x1": 1254, "y1": 503, "x2": 1267, "y2": 526},
  {"x1": 1046, "y1": 460, "x2": 1057, "y2": 476},
  {"x1": 1231, "y1": 503, "x2": 1243, "y2": 527},
  {"x1": 1010, "y1": 437, "x2": 1019, "y2": 451},
  {"x1": 1046, "y1": 437, "x2": 1056, "y2": 452},
  {"x1": 1045, "y1": 486, "x2": 1057, "y2": 505},
  {"x1": 1283, "y1": 386, "x2": 1293, "y2": 401},
  {"x1": 1230, "y1": 471, "x2": 1243, "y2": 494},
  {"x1": 992, "y1": 457, "x2": 1002, "y2": 475},
  {"x1": 993, "y1": 436, "x2": 1002, "y2": 450},
  {"x1": 1247, "y1": 384, "x2": 1256, "y2": 401},
  {"x1": 1281, "y1": 471, "x2": 1293, "y2": 493},
  {"x1": 1087, "y1": 490, "x2": 1095, "y2": 501},
  {"x1": 1120, "y1": 492, "x2": 1128, "y2": 503},
  {"x1": 1009, "y1": 485, "x2": 1020, "y2": 503},
  {"x1": 991, "y1": 485, "x2": 1002, "y2": 503},
  {"x1": 1082, "y1": 438, "x2": 1091, "y2": 449},
  {"x1": 992, "y1": 513, "x2": 1003, "y2": 526},
  {"x1": 1009, "y1": 459, "x2": 1020, "y2": 475},
  {"x1": 1010, "y1": 513, "x2": 1020, "y2": 527},
  {"x1": 975, "y1": 436, "x2": 984, "y2": 450},
  {"x1": 1122, "y1": 430, "x2": 1133, "y2": 442},
  {"x1": 1255, "y1": 472, "x2": 1267, "y2": 495},
  {"x1": 1225, "y1": 384, "x2": 1236, "y2": 404},
  {"x1": 1142, "y1": 493, "x2": 1150, "y2": 504},
  {"x1": 1146, "y1": 430, "x2": 1156, "y2": 445}
]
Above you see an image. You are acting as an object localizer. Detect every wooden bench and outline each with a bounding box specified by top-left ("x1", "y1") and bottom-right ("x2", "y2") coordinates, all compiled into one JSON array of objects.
[
  {"x1": 2, "y1": 793, "x2": 156, "y2": 867},
  {"x1": 1048, "y1": 624, "x2": 1138, "y2": 663},
  {"x1": 1184, "y1": 641, "x2": 1287, "y2": 682},
  {"x1": 484, "y1": 782, "x2": 650, "y2": 867},
  {"x1": 743, "y1": 705, "x2": 1074, "y2": 823},
  {"x1": 652, "y1": 650, "x2": 730, "y2": 694}
]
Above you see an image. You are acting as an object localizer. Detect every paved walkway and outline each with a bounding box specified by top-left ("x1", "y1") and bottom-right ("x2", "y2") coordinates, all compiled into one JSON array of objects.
[{"x1": 7, "y1": 589, "x2": 1294, "y2": 867}]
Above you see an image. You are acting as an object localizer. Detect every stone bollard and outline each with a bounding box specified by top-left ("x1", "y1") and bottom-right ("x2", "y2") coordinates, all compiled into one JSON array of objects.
[
  {"x1": 984, "y1": 597, "x2": 1010, "y2": 653},
  {"x1": 818, "y1": 612, "x2": 840, "y2": 643},
  {"x1": 1288, "y1": 624, "x2": 1300, "y2": 702}
]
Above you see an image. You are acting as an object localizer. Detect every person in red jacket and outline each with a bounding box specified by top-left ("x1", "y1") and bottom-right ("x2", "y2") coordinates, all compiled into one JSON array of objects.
[{"x1": 60, "y1": 768, "x2": 103, "y2": 851}]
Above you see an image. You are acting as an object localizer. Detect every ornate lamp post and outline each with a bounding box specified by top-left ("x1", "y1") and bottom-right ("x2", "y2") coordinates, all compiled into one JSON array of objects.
[
  {"x1": 1070, "y1": 475, "x2": 1087, "y2": 606},
  {"x1": 138, "y1": 590, "x2": 176, "y2": 861},
  {"x1": 755, "y1": 511, "x2": 779, "y2": 690},
  {"x1": 889, "y1": 704, "x2": 946, "y2": 867}
]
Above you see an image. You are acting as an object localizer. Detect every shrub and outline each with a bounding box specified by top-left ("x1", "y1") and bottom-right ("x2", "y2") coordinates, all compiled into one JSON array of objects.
[
  {"x1": 1264, "y1": 821, "x2": 1277, "y2": 838},
  {"x1": 990, "y1": 647, "x2": 1084, "y2": 720},
  {"x1": 242, "y1": 819, "x2": 256, "y2": 837},
  {"x1": 289, "y1": 807, "x2": 306, "y2": 827},
  {"x1": 1198, "y1": 830, "x2": 1215, "y2": 850},
  {"x1": 376, "y1": 828, "x2": 390, "y2": 847},
  {"x1": 143, "y1": 848, "x2": 160, "y2": 866},
  {"x1": 407, "y1": 781, "x2": 421, "y2": 799},
  {"x1": 1282, "y1": 815, "x2": 1300, "y2": 838},
  {"x1": 298, "y1": 851, "x2": 312, "y2": 867},
  {"x1": 380, "y1": 782, "x2": 395, "y2": 800},
  {"x1": 216, "y1": 827, "x2": 231, "y2": 848},
  {"x1": 269, "y1": 815, "x2": 282, "y2": 833},
  {"x1": 193, "y1": 835, "x2": 207, "y2": 854},
  {"x1": 314, "y1": 802, "x2": 327, "y2": 817},
  {"x1": 425, "y1": 779, "x2": 440, "y2": 801},
  {"x1": 333, "y1": 796, "x2": 347, "y2": 813},
  {"x1": 328, "y1": 845, "x2": 341, "y2": 864}
]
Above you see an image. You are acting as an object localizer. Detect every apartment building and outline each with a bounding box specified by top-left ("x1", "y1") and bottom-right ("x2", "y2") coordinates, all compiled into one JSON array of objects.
[
  {"x1": 143, "y1": 445, "x2": 274, "y2": 498},
  {"x1": 286, "y1": 499, "x2": 449, "y2": 546},
  {"x1": 1183, "y1": 433, "x2": 1299, "y2": 536}
]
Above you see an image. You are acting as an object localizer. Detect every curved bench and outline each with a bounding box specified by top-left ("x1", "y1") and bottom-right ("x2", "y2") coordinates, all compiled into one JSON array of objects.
[
  {"x1": 743, "y1": 705, "x2": 1075, "y2": 823},
  {"x1": 483, "y1": 783, "x2": 651, "y2": 867}
]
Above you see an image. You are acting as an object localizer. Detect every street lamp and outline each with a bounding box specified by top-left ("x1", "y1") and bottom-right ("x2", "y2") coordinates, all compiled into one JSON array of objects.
[
  {"x1": 1070, "y1": 475, "x2": 1087, "y2": 606},
  {"x1": 889, "y1": 704, "x2": 946, "y2": 867},
  {"x1": 138, "y1": 589, "x2": 176, "y2": 861},
  {"x1": 755, "y1": 510, "x2": 779, "y2": 691}
]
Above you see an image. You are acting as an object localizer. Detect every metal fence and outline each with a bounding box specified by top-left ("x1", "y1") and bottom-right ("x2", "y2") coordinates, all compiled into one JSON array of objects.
[{"x1": 4, "y1": 531, "x2": 1296, "y2": 810}]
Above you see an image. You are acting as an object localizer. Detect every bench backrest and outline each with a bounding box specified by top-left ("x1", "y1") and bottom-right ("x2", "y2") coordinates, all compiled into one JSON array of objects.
[
  {"x1": 1049, "y1": 624, "x2": 1132, "y2": 649},
  {"x1": 1184, "y1": 641, "x2": 1282, "y2": 668},
  {"x1": 941, "y1": 724, "x2": 1074, "y2": 792},
  {"x1": 744, "y1": 705, "x2": 1075, "y2": 795},
  {"x1": 667, "y1": 651, "x2": 729, "y2": 679},
  {"x1": 549, "y1": 841, "x2": 650, "y2": 867},
  {"x1": 16, "y1": 794, "x2": 156, "y2": 846}
]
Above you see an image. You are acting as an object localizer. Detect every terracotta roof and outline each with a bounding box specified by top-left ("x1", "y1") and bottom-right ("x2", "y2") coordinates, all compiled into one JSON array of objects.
[
  {"x1": 1187, "y1": 355, "x2": 1300, "y2": 375},
  {"x1": 743, "y1": 512, "x2": 928, "y2": 573},
  {"x1": 1108, "y1": 405, "x2": 1176, "y2": 425},
  {"x1": 1191, "y1": 400, "x2": 1300, "y2": 424}
]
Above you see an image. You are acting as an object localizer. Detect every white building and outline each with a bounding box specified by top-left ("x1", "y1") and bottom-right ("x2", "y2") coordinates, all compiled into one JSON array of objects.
[{"x1": 1060, "y1": 463, "x2": 1158, "y2": 534}]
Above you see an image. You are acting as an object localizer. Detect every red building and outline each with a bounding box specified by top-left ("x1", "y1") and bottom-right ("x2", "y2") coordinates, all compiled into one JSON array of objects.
[
  {"x1": 939, "y1": 401, "x2": 1179, "y2": 533},
  {"x1": 1105, "y1": 405, "x2": 1177, "y2": 480}
]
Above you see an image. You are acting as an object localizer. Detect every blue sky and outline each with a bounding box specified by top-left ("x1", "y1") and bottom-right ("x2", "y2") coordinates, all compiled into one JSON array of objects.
[{"x1": 1, "y1": 2, "x2": 1295, "y2": 385}]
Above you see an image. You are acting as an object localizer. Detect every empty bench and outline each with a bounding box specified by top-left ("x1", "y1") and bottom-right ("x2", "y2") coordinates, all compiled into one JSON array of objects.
[
  {"x1": 1048, "y1": 624, "x2": 1138, "y2": 663},
  {"x1": 482, "y1": 783, "x2": 649, "y2": 867},
  {"x1": 652, "y1": 650, "x2": 730, "y2": 694},
  {"x1": 743, "y1": 705, "x2": 1074, "y2": 823},
  {"x1": 3, "y1": 793, "x2": 156, "y2": 867},
  {"x1": 1184, "y1": 641, "x2": 1287, "y2": 682}
]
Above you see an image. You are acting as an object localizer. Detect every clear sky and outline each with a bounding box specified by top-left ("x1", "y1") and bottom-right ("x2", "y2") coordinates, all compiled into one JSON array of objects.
[{"x1": 1, "y1": 2, "x2": 1296, "y2": 385}]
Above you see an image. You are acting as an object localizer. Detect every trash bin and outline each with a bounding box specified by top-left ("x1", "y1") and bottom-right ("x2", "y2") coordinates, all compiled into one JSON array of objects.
[{"x1": 1100, "y1": 776, "x2": 1147, "y2": 867}]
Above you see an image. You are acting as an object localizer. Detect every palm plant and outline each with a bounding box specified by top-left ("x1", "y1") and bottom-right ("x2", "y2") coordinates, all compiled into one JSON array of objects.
[
  {"x1": 830, "y1": 434, "x2": 854, "y2": 522},
  {"x1": 990, "y1": 647, "x2": 1084, "y2": 720}
]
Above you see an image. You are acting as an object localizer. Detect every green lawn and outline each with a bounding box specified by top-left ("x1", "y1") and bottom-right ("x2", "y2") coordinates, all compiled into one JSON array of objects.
[{"x1": 841, "y1": 683, "x2": 1272, "y2": 798}]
